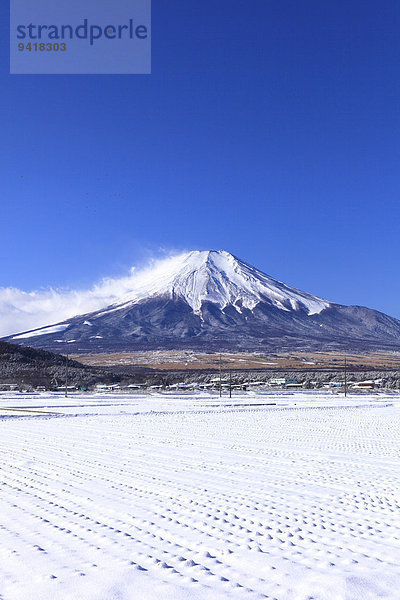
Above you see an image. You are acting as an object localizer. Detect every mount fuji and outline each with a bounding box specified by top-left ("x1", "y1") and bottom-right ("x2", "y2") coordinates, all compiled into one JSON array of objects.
[{"x1": 4, "y1": 250, "x2": 400, "y2": 354}]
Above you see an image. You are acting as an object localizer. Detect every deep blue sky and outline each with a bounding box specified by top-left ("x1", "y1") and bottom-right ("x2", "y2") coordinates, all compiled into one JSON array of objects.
[{"x1": 1, "y1": 1, "x2": 400, "y2": 317}]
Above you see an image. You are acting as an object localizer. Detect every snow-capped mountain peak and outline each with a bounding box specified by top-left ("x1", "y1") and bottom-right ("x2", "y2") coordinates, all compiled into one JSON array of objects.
[
  {"x1": 6, "y1": 249, "x2": 400, "y2": 354},
  {"x1": 106, "y1": 250, "x2": 331, "y2": 316}
]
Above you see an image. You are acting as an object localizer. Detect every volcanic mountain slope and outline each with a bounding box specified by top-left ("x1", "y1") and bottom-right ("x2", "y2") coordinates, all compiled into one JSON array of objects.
[{"x1": 4, "y1": 250, "x2": 400, "y2": 353}]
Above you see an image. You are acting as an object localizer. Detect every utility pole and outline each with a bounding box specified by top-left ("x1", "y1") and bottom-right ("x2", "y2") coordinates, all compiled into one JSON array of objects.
[
  {"x1": 219, "y1": 353, "x2": 222, "y2": 398},
  {"x1": 65, "y1": 354, "x2": 69, "y2": 398},
  {"x1": 344, "y1": 357, "x2": 347, "y2": 397}
]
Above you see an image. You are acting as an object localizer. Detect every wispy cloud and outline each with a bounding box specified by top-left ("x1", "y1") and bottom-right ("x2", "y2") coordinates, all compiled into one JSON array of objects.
[{"x1": 0, "y1": 250, "x2": 188, "y2": 338}]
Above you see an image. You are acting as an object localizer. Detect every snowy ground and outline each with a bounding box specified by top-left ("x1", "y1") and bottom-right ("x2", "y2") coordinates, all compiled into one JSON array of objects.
[{"x1": 0, "y1": 390, "x2": 399, "y2": 600}]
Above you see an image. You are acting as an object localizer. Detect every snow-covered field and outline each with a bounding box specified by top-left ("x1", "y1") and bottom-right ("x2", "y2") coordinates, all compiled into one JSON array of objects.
[{"x1": 0, "y1": 390, "x2": 399, "y2": 600}]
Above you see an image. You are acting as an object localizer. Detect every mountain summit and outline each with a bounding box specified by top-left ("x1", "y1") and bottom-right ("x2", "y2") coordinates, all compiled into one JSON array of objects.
[
  {"x1": 91, "y1": 250, "x2": 331, "y2": 317},
  {"x1": 5, "y1": 250, "x2": 400, "y2": 353}
]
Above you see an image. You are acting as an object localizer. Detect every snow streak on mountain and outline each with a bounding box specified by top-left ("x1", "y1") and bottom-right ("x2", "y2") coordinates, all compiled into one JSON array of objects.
[
  {"x1": 93, "y1": 250, "x2": 331, "y2": 318},
  {"x1": 4, "y1": 250, "x2": 400, "y2": 353}
]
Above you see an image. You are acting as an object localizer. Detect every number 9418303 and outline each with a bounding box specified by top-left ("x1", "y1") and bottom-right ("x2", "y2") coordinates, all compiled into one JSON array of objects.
[{"x1": 18, "y1": 42, "x2": 67, "y2": 52}]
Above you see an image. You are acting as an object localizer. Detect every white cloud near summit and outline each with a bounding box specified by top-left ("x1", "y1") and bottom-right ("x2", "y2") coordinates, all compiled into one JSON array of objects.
[
  {"x1": 0, "y1": 250, "x2": 194, "y2": 338},
  {"x1": 0, "y1": 260, "x2": 166, "y2": 338}
]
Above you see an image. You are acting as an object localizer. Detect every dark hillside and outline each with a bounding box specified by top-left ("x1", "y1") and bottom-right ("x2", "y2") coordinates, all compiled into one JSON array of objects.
[{"x1": 0, "y1": 341, "x2": 120, "y2": 389}]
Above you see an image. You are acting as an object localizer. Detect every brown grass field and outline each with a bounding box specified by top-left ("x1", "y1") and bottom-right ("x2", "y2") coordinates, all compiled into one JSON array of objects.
[{"x1": 70, "y1": 350, "x2": 400, "y2": 372}]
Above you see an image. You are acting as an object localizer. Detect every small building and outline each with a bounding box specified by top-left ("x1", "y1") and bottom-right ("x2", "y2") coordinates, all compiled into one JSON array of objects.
[
  {"x1": 352, "y1": 380, "x2": 375, "y2": 390},
  {"x1": 95, "y1": 384, "x2": 121, "y2": 391},
  {"x1": 268, "y1": 377, "x2": 298, "y2": 387}
]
